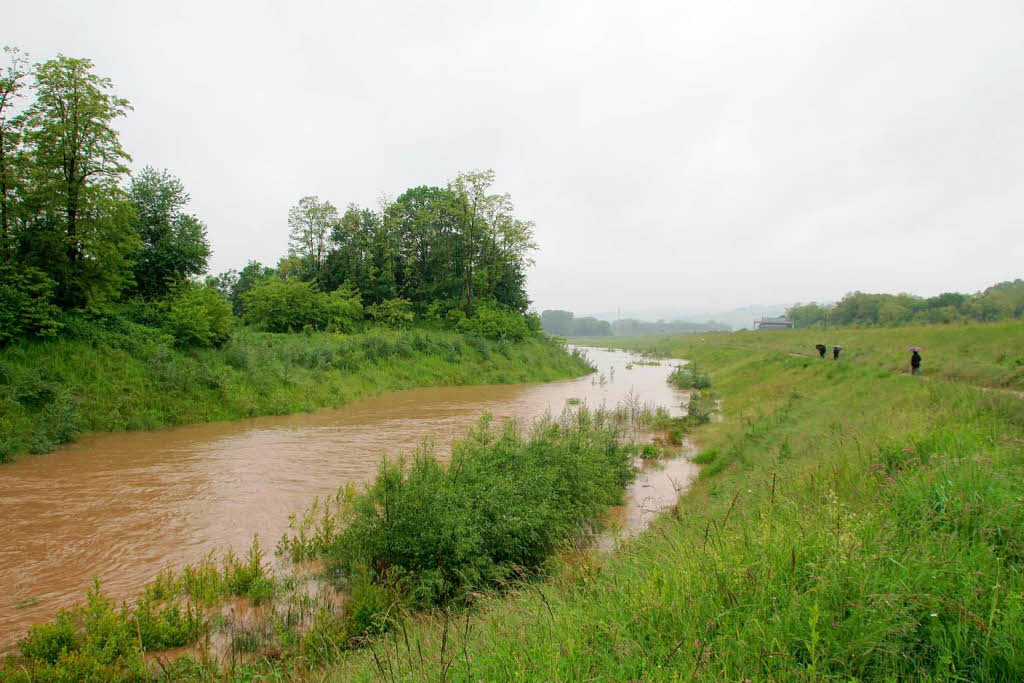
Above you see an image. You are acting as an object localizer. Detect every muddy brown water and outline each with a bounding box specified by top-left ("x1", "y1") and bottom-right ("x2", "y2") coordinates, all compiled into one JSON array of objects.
[{"x1": 0, "y1": 347, "x2": 694, "y2": 651}]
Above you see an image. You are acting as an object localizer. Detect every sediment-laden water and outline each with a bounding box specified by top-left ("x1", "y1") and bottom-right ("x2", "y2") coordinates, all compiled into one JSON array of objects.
[{"x1": 0, "y1": 347, "x2": 693, "y2": 650}]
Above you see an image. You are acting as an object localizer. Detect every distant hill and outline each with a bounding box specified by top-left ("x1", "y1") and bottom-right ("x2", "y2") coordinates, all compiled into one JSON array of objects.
[{"x1": 583, "y1": 304, "x2": 790, "y2": 331}]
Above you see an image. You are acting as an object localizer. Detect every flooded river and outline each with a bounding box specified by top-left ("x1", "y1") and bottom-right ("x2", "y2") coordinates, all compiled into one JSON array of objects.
[{"x1": 0, "y1": 347, "x2": 694, "y2": 650}]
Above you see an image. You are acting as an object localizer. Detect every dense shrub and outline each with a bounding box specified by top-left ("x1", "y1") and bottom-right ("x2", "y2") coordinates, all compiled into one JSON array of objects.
[
  {"x1": 457, "y1": 303, "x2": 531, "y2": 341},
  {"x1": 164, "y1": 282, "x2": 233, "y2": 347},
  {"x1": 366, "y1": 297, "x2": 414, "y2": 328},
  {"x1": 323, "y1": 284, "x2": 364, "y2": 332},
  {"x1": 0, "y1": 263, "x2": 62, "y2": 345},
  {"x1": 667, "y1": 361, "x2": 711, "y2": 389},
  {"x1": 242, "y1": 278, "x2": 362, "y2": 333},
  {"x1": 321, "y1": 409, "x2": 634, "y2": 605}
]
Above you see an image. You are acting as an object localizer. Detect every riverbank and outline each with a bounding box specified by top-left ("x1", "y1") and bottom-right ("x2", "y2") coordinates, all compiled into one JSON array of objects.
[
  {"x1": 5, "y1": 328, "x2": 1022, "y2": 679},
  {"x1": 0, "y1": 324, "x2": 592, "y2": 462},
  {"x1": 575, "y1": 319, "x2": 1024, "y2": 390},
  {"x1": 1, "y1": 394, "x2": 693, "y2": 680},
  {"x1": 310, "y1": 329, "x2": 1022, "y2": 679}
]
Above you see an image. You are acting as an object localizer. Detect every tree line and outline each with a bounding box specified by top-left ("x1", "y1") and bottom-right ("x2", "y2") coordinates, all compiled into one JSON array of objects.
[
  {"x1": 786, "y1": 280, "x2": 1024, "y2": 328},
  {"x1": 1, "y1": 47, "x2": 539, "y2": 346},
  {"x1": 540, "y1": 310, "x2": 731, "y2": 337},
  {"x1": 205, "y1": 168, "x2": 537, "y2": 339}
]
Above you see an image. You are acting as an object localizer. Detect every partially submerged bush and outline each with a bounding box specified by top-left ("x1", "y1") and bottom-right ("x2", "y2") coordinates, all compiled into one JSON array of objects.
[
  {"x1": 295, "y1": 409, "x2": 636, "y2": 607},
  {"x1": 8, "y1": 539, "x2": 274, "y2": 680},
  {"x1": 668, "y1": 361, "x2": 711, "y2": 390}
]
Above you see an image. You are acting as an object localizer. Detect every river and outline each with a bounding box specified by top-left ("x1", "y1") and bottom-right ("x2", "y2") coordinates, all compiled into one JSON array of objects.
[{"x1": 0, "y1": 347, "x2": 694, "y2": 651}]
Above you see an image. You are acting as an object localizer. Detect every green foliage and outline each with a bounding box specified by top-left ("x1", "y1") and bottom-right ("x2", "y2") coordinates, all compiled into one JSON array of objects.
[
  {"x1": 7, "y1": 541, "x2": 273, "y2": 680},
  {"x1": 683, "y1": 389, "x2": 716, "y2": 425},
  {"x1": 787, "y1": 279, "x2": 1024, "y2": 328},
  {"x1": 0, "y1": 263, "x2": 62, "y2": 344},
  {"x1": 15, "y1": 580, "x2": 149, "y2": 680},
  {"x1": 667, "y1": 361, "x2": 711, "y2": 389},
  {"x1": 343, "y1": 568, "x2": 393, "y2": 640},
  {"x1": 242, "y1": 278, "x2": 362, "y2": 333},
  {"x1": 164, "y1": 282, "x2": 232, "y2": 347},
  {"x1": 129, "y1": 166, "x2": 210, "y2": 298},
  {"x1": 323, "y1": 284, "x2": 364, "y2": 332},
  {"x1": 456, "y1": 302, "x2": 530, "y2": 341},
  {"x1": 366, "y1": 297, "x2": 414, "y2": 328},
  {"x1": 317, "y1": 410, "x2": 634, "y2": 606},
  {"x1": 287, "y1": 195, "x2": 337, "y2": 281},
  {"x1": 20, "y1": 54, "x2": 138, "y2": 311}
]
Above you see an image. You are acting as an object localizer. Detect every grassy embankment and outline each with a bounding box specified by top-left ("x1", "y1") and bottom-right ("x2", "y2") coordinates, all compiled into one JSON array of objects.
[
  {"x1": 309, "y1": 323, "x2": 1023, "y2": 679},
  {"x1": 0, "y1": 320, "x2": 592, "y2": 462},
  {"x1": 577, "y1": 319, "x2": 1024, "y2": 390}
]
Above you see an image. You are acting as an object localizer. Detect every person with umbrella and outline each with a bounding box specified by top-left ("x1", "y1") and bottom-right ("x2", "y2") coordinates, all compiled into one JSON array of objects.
[
  {"x1": 815, "y1": 343, "x2": 827, "y2": 358},
  {"x1": 832, "y1": 345, "x2": 842, "y2": 360},
  {"x1": 909, "y1": 346, "x2": 922, "y2": 375}
]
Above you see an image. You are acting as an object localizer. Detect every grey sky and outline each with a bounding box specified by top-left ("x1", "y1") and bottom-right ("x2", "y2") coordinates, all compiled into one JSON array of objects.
[{"x1": 8, "y1": 0, "x2": 1024, "y2": 314}]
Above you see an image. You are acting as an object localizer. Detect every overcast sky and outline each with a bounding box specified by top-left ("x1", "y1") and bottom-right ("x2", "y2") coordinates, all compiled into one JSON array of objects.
[{"x1": 8, "y1": 0, "x2": 1024, "y2": 314}]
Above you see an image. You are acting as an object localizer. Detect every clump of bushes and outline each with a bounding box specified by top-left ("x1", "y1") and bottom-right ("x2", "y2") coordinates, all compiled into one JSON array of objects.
[
  {"x1": 668, "y1": 361, "x2": 711, "y2": 390},
  {"x1": 366, "y1": 297, "x2": 414, "y2": 328},
  {"x1": 242, "y1": 278, "x2": 363, "y2": 333},
  {"x1": 457, "y1": 302, "x2": 531, "y2": 341},
  {"x1": 164, "y1": 282, "x2": 233, "y2": 347},
  {"x1": 280, "y1": 409, "x2": 635, "y2": 615},
  {"x1": 7, "y1": 539, "x2": 274, "y2": 680},
  {"x1": 0, "y1": 264, "x2": 62, "y2": 345},
  {"x1": 684, "y1": 390, "x2": 716, "y2": 425}
]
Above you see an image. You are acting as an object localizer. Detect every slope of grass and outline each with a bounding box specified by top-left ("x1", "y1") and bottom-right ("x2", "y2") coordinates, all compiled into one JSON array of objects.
[
  {"x1": 576, "y1": 319, "x2": 1024, "y2": 390},
  {"x1": 317, "y1": 331, "x2": 1024, "y2": 680},
  {"x1": 0, "y1": 324, "x2": 592, "y2": 462}
]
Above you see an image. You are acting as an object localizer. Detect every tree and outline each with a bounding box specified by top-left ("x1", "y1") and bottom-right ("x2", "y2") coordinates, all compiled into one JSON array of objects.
[
  {"x1": 23, "y1": 55, "x2": 136, "y2": 309},
  {"x1": 129, "y1": 166, "x2": 211, "y2": 298},
  {"x1": 540, "y1": 310, "x2": 575, "y2": 336},
  {"x1": 449, "y1": 170, "x2": 536, "y2": 315},
  {"x1": 230, "y1": 260, "x2": 275, "y2": 315},
  {"x1": 0, "y1": 47, "x2": 30, "y2": 259},
  {"x1": 288, "y1": 195, "x2": 337, "y2": 280}
]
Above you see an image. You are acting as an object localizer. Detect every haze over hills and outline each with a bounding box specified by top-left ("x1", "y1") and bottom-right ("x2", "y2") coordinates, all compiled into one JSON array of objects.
[{"x1": 583, "y1": 304, "x2": 792, "y2": 331}]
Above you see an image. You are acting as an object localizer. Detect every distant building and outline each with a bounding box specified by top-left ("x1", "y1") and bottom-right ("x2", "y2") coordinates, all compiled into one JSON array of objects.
[{"x1": 754, "y1": 316, "x2": 794, "y2": 330}]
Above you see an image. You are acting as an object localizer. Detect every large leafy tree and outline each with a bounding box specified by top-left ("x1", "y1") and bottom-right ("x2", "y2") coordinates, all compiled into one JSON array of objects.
[
  {"x1": 0, "y1": 47, "x2": 30, "y2": 259},
  {"x1": 23, "y1": 55, "x2": 137, "y2": 309},
  {"x1": 449, "y1": 169, "x2": 536, "y2": 314},
  {"x1": 287, "y1": 195, "x2": 337, "y2": 280},
  {"x1": 129, "y1": 166, "x2": 210, "y2": 298}
]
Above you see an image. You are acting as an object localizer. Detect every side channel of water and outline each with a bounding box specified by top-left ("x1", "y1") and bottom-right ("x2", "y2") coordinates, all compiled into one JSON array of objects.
[{"x1": 0, "y1": 347, "x2": 695, "y2": 650}]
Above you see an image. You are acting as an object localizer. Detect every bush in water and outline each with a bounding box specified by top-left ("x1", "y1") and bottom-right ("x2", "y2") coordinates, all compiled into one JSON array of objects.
[{"x1": 315, "y1": 409, "x2": 634, "y2": 608}]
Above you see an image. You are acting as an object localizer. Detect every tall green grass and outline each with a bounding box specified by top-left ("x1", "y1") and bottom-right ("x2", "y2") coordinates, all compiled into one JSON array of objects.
[{"x1": 0, "y1": 321, "x2": 592, "y2": 462}]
